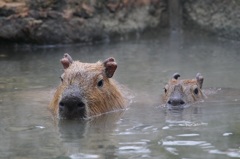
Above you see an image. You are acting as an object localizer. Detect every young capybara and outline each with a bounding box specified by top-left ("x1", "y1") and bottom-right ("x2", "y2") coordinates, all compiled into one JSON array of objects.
[
  {"x1": 49, "y1": 53, "x2": 127, "y2": 119},
  {"x1": 162, "y1": 73, "x2": 206, "y2": 109}
]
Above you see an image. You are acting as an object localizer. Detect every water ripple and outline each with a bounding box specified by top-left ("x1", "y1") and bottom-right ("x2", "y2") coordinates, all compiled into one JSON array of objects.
[
  {"x1": 70, "y1": 153, "x2": 99, "y2": 159},
  {"x1": 176, "y1": 134, "x2": 200, "y2": 137},
  {"x1": 209, "y1": 149, "x2": 240, "y2": 158},
  {"x1": 5, "y1": 125, "x2": 45, "y2": 132},
  {"x1": 117, "y1": 140, "x2": 151, "y2": 155},
  {"x1": 162, "y1": 140, "x2": 207, "y2": 146},
  {"x1": 165, "y1": 120, "x2": 208, "y2": 127},
  {"x1": 118, "y1": 146, "x2": 151, "y2": 154}
]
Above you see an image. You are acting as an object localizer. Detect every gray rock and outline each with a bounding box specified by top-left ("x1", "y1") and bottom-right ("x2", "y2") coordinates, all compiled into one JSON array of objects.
[{"x1": 183, "y1": 0, "x2": 240, "y2": 40}]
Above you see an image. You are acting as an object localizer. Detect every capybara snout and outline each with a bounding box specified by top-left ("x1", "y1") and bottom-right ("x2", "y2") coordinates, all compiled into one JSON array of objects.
[
  {"x1": 166, "y1": 84, "x2": 185, "y2": 107},
  {"x1": 59, "y1": 85, "x2": 86, "y2": 119},
  {"x1": 49, "y1": 53, "x2": 126, "y2": 119}
]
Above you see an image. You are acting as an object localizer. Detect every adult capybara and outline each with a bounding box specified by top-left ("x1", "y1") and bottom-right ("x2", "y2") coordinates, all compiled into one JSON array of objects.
[
  {"x1": 162, "y1": 73, "x2": 206, "y2": 109},
  {"x1": 49, "y1": 53, "x2": 127, "y2": 119}
]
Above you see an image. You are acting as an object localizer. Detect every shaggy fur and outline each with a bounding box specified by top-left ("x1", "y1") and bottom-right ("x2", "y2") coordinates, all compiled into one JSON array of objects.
[
  {"x1": 49, "y1": 54, "x2": 126, "y2": 119},
  {"x1": 162, "y1": 73, "x2": 206, "y2": 106}
]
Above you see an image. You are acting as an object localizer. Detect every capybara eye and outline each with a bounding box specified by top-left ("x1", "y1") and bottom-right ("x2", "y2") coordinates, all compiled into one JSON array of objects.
[
  {"x1": 194, "y1": 88, "x2": 199, "y2": 95},
  {"x1": 97, "y1": 79, "x2": 104, "y2": 87},
  {"x1": 164, "y1": 88, "x2": 167, "y2": 93},
  {"x1": 60, "y1": 76, "x2": 63, "y2": 82},
  {"x1": 164, "y1": 85, "x2": 168, "y2": 93},
  {"x1": 60, "y1": 73, "x2": 64, "y2": 82}
]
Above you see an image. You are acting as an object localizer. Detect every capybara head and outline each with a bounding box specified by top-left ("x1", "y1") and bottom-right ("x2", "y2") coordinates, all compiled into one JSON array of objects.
[
  {"x1": 49, "y1": 53, "x2": 126, "y2": 119},
  {"x1": 162, "y1": 73, "x2": 205, "y2": 109}
]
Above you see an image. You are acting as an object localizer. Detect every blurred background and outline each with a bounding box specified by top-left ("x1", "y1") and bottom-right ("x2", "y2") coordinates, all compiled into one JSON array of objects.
[{"x1": 0, "y1": 0, "x2": 239, "y2": 44}]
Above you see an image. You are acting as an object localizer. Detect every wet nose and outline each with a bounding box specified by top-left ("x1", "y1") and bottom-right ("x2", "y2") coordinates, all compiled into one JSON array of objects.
[
  {"x1": 59, "y1": 87, "x2": 85, "y2": 114},
  {"x1": 59, "y1": 96, "x2": 85, "y2": 113},
  {"x1": 167, "y1": 97, "x2": 185, "y2": 106}
]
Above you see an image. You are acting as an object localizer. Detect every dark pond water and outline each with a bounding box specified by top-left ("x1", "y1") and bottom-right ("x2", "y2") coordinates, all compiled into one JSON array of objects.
[{"x1": 0, "y1": 30, "x2": 240, "y2": 159}]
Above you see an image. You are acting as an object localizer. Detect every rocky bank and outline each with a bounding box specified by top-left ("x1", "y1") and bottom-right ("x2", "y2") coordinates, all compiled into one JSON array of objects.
[
  {"x1": 0, "y1": 0, "x2": 167, "y2": 44},
  {"x1": 0, "y1": 0, "x2": 240, "y2": 44},
  {"x1": 183, "y1": 0, "x2": 240, "y2": 41}
]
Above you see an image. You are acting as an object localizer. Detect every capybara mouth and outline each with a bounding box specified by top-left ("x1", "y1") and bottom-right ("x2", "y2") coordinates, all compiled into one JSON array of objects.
[
  {"x1": 166, "y1": 103, "x2": 185, "y2": 110},
  {"x1": 59, "y1": 109, "x2": 86, "y2": 120}
]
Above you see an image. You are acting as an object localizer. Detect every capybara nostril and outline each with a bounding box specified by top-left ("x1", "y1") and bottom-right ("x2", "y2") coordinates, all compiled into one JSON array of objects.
[
  {"x1": 77, "y1": 102, "x2": 85, "y2": 108},
  {"x1": 180, "y1": 100, "x2": 185, "y2": 105},
  {"x1": 59, "y1": 101, "x2": 65, "y2": 111},
  {"x1": 167, "y1": 100, "x2": 172, "y2": 105},
  {"x1": 167, "y1": 98, "x2": 185, "y2": 106}
]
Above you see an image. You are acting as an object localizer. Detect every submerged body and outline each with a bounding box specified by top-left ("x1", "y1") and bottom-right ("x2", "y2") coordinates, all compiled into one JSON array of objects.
[
  {"x1": 162, "y1": 73, "x2": 206, "y2": 109},
  {"x1": 49, "y1": 53, "x2": 127, "y2": 119}
]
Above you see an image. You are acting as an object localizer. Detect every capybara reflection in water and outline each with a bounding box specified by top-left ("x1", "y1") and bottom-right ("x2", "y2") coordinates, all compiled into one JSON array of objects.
[
  {"x1": 49, "y1": 53, "x2": 127, "y2": 119},
  {"x1": 162, "y1": 73, "x2": 206, "y2": 109}
]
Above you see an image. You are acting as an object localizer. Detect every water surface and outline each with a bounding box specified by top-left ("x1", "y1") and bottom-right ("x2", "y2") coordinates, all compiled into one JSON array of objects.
[{"x1": 0, "y1": 30, "x2": 240, "y2": 159}]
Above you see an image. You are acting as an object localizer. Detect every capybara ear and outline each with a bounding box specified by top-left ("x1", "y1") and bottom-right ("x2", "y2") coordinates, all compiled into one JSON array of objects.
[
  {"x1": 172, "y1": 73, "x2": 180, "y2": 80},
  {"x1": 60, "y1": 53, "x2": 73, "y2": 69},
  {"x1": 103, "y1": 57, "x2": 117, "y2": 78},
  {"x1": 196, "y1": 73, "x2": 204, "y2": 89}
]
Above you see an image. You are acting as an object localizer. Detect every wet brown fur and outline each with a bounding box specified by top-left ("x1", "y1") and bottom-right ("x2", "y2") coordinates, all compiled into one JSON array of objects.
[
  {"x1": 162, "y1": 74, "x2": 205, "y2": 105},
  {"x1": 49, "y1": 57, "x2": 126, "y2": 119}
]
